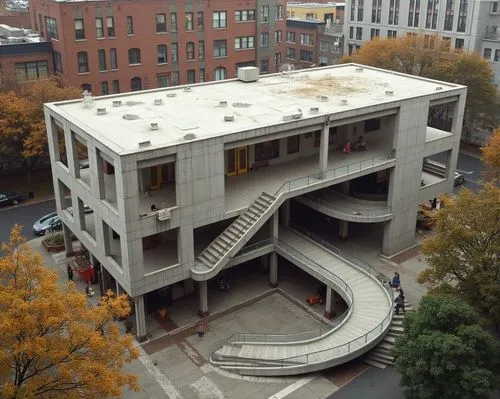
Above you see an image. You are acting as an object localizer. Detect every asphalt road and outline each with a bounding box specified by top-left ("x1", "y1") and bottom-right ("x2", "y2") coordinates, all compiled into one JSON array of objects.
[{"x1": 429, "y1": 151, "x2": 484, "y2": 192}]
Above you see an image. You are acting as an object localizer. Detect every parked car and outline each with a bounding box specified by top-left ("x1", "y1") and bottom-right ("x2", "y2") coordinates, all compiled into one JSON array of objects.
[
  {"x1": 33, "y1": 212, "x2": 62, "y2": 236},
  {"x1": 0, "y1": 191, "x2": 24, "y2": 207}
]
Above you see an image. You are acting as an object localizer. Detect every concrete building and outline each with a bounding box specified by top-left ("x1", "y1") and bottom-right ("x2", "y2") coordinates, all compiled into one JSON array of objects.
[
  {"x1": 29, "y1": 0, "x2": 286, "y2": 94},
  {"x1": 344, "y1": 0, "x2": 500, "y2": 84},
  {"x1": 44, "y1": 64, "x2": 465, "y2": 369},
  {"x1": 287, "y1": 1, "x2": 345, "y2": 23}
]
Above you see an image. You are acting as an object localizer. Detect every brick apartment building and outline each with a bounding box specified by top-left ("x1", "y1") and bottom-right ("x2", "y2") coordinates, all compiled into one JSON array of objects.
[{"x1": 29, "y1": 0, "x2": 287, "y2": 94}]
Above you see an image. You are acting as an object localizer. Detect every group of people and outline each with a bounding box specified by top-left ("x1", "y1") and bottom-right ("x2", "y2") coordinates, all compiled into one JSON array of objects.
[
  {"x1": 343, "y1": 136, "x2": 368, "y2": 155},
  {"x1": 390, "y1": 272, "x2": 405, "y2": 314}
]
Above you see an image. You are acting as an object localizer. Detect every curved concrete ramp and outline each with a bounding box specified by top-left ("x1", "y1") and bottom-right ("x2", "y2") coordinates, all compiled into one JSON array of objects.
[{"x1": 210, "y1": 228, "x2": 393, "y2": 376}]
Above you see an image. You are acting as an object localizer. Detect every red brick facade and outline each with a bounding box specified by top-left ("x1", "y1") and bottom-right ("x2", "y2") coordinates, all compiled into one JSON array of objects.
[{"x1": 0, "y1": 42, "x2": 53, "y2": 83}]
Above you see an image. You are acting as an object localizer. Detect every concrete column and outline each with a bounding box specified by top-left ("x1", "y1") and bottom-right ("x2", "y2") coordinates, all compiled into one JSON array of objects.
[
  {"x1": 269, "y1": 253, "x2": 278, "y2": 287},
  {"x1": 115, "y1": 281, "x2": 122, "y2": 295},
  {"x1": 198, "y1": 281, "x2": 209, "y2": 317},
  {"x1": 96, "y1": 150, "x2": 105, "y2": 200},
  {"x1": 272, "y1": 210, "x2": 279, "y2": 239},
  {"x1": 324, "y1": 286, "x2": 336, "y2": 319},
  {"x1": 318, "y1": 120, "x2": 330, "y2": 178},
  {"x1": 134, "y1": 295, "x2": 147, "y2": 342},
  {"x1": 338, "y1": 220, "x2": 349, "y2": 240},
  {"x1": 280, "y1": 200, "x2": 290, "y2": 227},
  {"x1": 62, "y1": 223, "x2": 73, "y2": 257}
]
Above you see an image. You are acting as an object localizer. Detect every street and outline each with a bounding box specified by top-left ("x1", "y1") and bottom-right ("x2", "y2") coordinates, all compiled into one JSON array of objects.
[{"x1": 429, "y1": 151, "x2": 484, "y2": 192}]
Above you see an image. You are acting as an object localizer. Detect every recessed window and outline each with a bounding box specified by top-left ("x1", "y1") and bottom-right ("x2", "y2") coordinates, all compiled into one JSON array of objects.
[
  {"x1": 235, "y1": 36, "x2": 255, "y2": 49},
  {"x1": 170, "y1": 12, "x2": 177, "y2": 31},
  {"x1": 74, "y1": 18, "x2": 85, "y2": 40},
  {"x1": 299, "y1": 50, "x2": 313, "y2": 62},
  {"x1": 112, "y1": 80, "x2": 119, "y2": 93},
  {"x1": 157, "y1": 73, "x2": 170, "y2": 87},
  {"x1": 235, "y1": 9, "x2": 255, "y2": 21},
  {"x1": 107, "y1": 16, "x2": 115, "y2": 37},
  {"x1": 483, "y1": 48, "x2": 492, "y2": 60},
  {"x1": 213, "y1": 11, "x2": 227, "y2": 28},
  {"x1": 131, "y1": 77, "x2": 142, "y2": 91},
  {"x1": 101, "y1": 81, "x2": 108, "y2": 95},
  {"x1": 261, "y1": 5, "x2": 269, "y2": 22},
  {"x1": 197, "y1": 11, "x2": 204, "y2": 30},
  {"x1": 287, "y1": 136, "x2": 300, "y2": 154},
  {"x1": 96, "y1": 17, "x2": 104, "y2": 38},
  {"x1": 77, "y1": 51, "x2": 89, "y2": 73},
  {"x1": 255, "y1": 140, "x2": 279, "y2": 161},
  {"x1": 15, "y1": 60, "x2": 48, "y2": 81},
  {"x1": 45, "y1": 17, "x2": 58, "y2": 39},
  {"x1": 110, "y1": 48, "x2": 117, "y2": 69},
  {"x1": 127, "y1": 16, "x2": 134, "y2": 34},
  {"x1": 286, "y1": 31, "x2": 296, "y2": 43},
  {"x1": 185, "y1": 12, "x2": 193, "y2": 31},
  {"x1": 128, "y1": 48, "x2": 141, "y2": 64},
  {"x1": 157, "y1": 44, "x2": 167, "y2": 64},
  {"x1": 187, "y1": 69, "x2": 195, "y2": 84},
  {"x1": 286, "y1": 47, "x2": 296, "y2": 59},
  {"x1": 214, "y1": 40, "x2": 227, "y2": 57},
  {"x1": 156, "y1": 13, "x2": 166, "y2": 33},
  {"x1": 186, "y1": 42, "x2": 195, "y2": 60},
  {"x1": 198, "y1": 40, "x2": 205, "y2": 59},
  {"x1": 364, "y1": 118, "x2": 381, "y2": 132},
  {"x1": 171, "y1": 43, "x2": 178, "y2": 63},
  {"x1": 214, "y1": 66, "x2": 226, "y2": 80},
  {"x1": 98, "y1": 49, "x2": 106, "y2": 71}
]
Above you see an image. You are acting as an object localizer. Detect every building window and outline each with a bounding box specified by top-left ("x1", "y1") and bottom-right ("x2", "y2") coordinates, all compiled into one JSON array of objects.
[
  {"x1": 172, "y1": 71, "x2": 179, "y2": 85},
  {"x1": 213, "y1": 11, "x2": 227, "y2": 28},
  {"x1": 170, "y1": 13, "x2": 177, "y2": 32},
  {"x1": 444, "y1": 0, "x2": 455, "y2": 30},
  {"x1": 156, "y1": 13, "x2": 167, "y2": 33},
  {"x1": 197, "y1": 11, "x2": 204, "y2": 30},
  {"x1": 287, "y1": 136, "x2": 300, "y2": 154},
  {"x1": 98, "y1": 49, "x2": 106, "y2": 71},
  {"x1": 442, "y1": 36, "x2": 451, "y2": 49},
  {"x1": 299, "y1": 50, "x2": 313, "y2": 62},
  {"x1": 199, "y1": 68, "x2": 205, "y2": 82},
  {"x1": 286, "y1": 31, "x2": 296, "y2": 43},
  {"x1": 495, "y1": 49, "x2": 500, "y2": 61},
  {"x1": 350, "y1": 0, "x2": 356, "y2": 21},
  {"x1": 214, "y1": 66, "x2": 227, "y2": 80},
  {"x1": 81, "y1": 83, "x2": 91, "y2": 92},
  {"x1": 130, "y1": 77, "x2": 142, "y2": 91},
  {"x1": 275, "y1": 4, "x2": 283, "y2": 19},
  {"x1": 260, "y1": 58, "x2": 269, "y2": 73},
  {"x1": 235, "y1": 9, "x2": 255, "y2": 21},
  {"x1": 260, "y1": 32, "x2": 269, "y2": 47},
  {"x1": 370, "y1": 28, "x2": 380, "y2": 38},
  {"x1": 255, "y1": 140, "x2": 279, "y2": 162},
  {"x1": 53, "y1": 51, "x2": 62, "y2": 73},
  {"x1": 101, "y1": 81, "x2": 108, "y2": 95},
  {"x1": 261, "y1": 5, "x2": 269, "y2": 22},
  {"x1": 198, "y1": 40, "x2": 205, "y2": 59},
  {"x1": 305, "y1": 12, "x2": 315, "y2": 20},
  {"x1": 214, "y1": 40, "x2": 227, "y2": 57},
  {"x1": 300, "y1": 33, "x2": 313, "y2": 45},
  {"x1": 389, "y1": 0, "x2": 400, "y2": 24},
  {"x1": 388, "y1": 29, "x2": 397, "y2": 38},
  {"x1": 319, "y1": 40, "x2": 329, "y2": 51},
  {"x1": 357, "y1": 0, "x2": 364, "y2": 21},
  {"x1": 96, "y1": 17, "x2": 104, "y2": 38},
  {"x1": 372, "y1": 0, "x2": 382, "y2": 23},
  {"x1": 186, "y1": 42, "x2": 195, "y2": 60},
  {"x1": 425, "y1": 0, "x2": 439, "y2": 29},
  {"x1": 45, "y1": 17, "x2": 58, "y2": 39},
  {"x1": 77, "y1": 51, "x2": 88, "y2": 73},
  {"x1": 157, "y1": 74, "x2": 169, "y2": 87},
  {"x1": 349, "y1": 26, "x2": 354, "y2": 39},
  {"x1": 15, "y1": 60, "x2": 48, "y2": 81},
  {"x1": 483, "y1": 48, "x2": 492, "y2": 60},
  {"x1": 286, "y1": 47, "x2": 296, "y2": 59},
  {"x1": 187, "y1": 69, "x2": 195, "y2": 84},
  {"x1": 235, "y1": 36, "x2": 255, "y2": 49},
  {"x1": 365, "y1": 118, "x2": 381, "y2": 132},
  {"x1": 319, "y1": 55, "x2": 328, "y2": 65},
  {"x1": 455, "y1": 38, "x2": 464, "y2": 49},
  {"x1": 356, "y1": 27, "x2": 363, "y2": 40},
  {"x1": 127, "y1": 16, "x2": 133, "y2": 35},
  {"x1": 157, "y1": 44, "x2": 167, "y2": 63},
  {"x1": 171, "y1": 43, "x2": 178, "y2": 62},
  {"x1": 457, "y1": 0, "x2": 468, "y2": 32},
  {"x1": 112, "y1": 79, "x2": 119, "y2": 93},
  {"x1": 128, "y1": 48, "x2": 141, "y2": 64},
  {"x1": 274, "y1": 30, "x2": 282, "y2": 43},
  {"x1": 492, "y1": 2, "x2": 500, "y2": 13},
  {"x1": 185, "y1": 12, "x2": 193, "y2": 31},
  {"x1": 110, "y1": 48, "x2": 117, "y2": 69},
  {"x1": 107, "y1": 16, "x2": 115, "y2": 37},
  {"x1": 74, "y1": 18, "x2": 85, "y2": 40}
]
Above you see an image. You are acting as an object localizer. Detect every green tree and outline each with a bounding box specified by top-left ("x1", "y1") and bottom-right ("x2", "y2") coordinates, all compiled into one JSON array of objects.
[{"x1": 394, "y1": 295, "x2": 500, "y2": 399}]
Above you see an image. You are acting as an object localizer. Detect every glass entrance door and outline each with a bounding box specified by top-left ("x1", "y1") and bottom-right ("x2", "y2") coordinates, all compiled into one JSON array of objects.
[
  {"x1": 227, "y1": 146, "x2": 248, "y2": 176},
  {"x1": 237, "y1": 146, "x2": 248, "y2": 174}
]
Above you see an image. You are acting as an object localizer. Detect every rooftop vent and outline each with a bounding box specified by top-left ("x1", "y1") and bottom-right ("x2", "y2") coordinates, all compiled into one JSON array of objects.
[
  {"x1": 316, "y1": 95, "x2": 329, "y2": 102},
  {"x1": 154, "y1": 98, "x2": 163, "y2": 105},
  {"x1": 166, "y1": 93, "x2": 177, "y2": 98},
  {"x1": 184, "y1": 133, "x2": 196, "y2": 140},
  {"x1": 292, "y1": 112, "x2": 303, "y2": 119},
  {"x1": 224, "y1": 115, "x2": 235, "y2": 122},
  {"x1": 112, "y1": 100, "x2": 122, "y2": 107},
  {"x1": 233, "y1": 102, "x2": 251, "y2": 108},
  {"x1": 340, "y1": 99, "x2": 348, "y2": 105},
  {"x1": 123, "y1": 114, "x2": 139, "y2": 120},
  {"x1": 138, "y1": 140, "x2": 151, "y2": 148},
  {"x1": 238, "y1": 66, "x2": 259, "y2": 83},
  {"x1": 150, "y1": 122, "x2": 159, "y2": 130},
  {"x1": 97, "y1": 108, "x2": 107, "y2": 115},
  {"x1": 183, "y1": 87, "x2": 192, "y2": 92},
  {"x1": 385, "y1": 90, "x2": 394, "y2": 96},
  {"x1": 219, "y1": 101, "x2": 228, "y2": 107},
  {"x1": 355, "y1": 67, "x2": 364, "y2": 72},
  {"x1": 125, "y1": 101, "x2": 143, "y2": 106},
  {"x1": 282, "y1": 115, "x2": 294, "y2": 121},
  {"x1": 310, "y1": 107, "x2": 320, "y2": 114},
  {"x1": 435, "y1": 86, "x2": 443, "y2": 91}
]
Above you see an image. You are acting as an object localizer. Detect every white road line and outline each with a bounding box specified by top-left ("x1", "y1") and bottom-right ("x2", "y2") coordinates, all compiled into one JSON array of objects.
[
  {"x1": 267, "y1": 376, "x2": 316, "y2": 399},
  {"x1": 137, "y1": 346, "x2": 183, "y2": 399},
  {"x1": 190, "y1": 376, "x2": 226, "y2": 399}
]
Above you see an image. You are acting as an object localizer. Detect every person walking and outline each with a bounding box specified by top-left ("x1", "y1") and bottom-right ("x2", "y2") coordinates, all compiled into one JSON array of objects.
[
  {"x1": 66, "y1": 264, "x2": 73, "y2": 281},
  {"x1": 390, "y1": 272, "x2": 401, "y2": 289},
  {"x1": 395, "y1": 289, "x2": 405, "y2": 314}
]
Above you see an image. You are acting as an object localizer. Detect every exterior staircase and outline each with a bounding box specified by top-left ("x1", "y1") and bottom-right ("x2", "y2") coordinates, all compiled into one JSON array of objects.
[
  {"x1": 364, "y1": 291, "x2": 413, "y2": 369},
  {"x1": 191, "y1": 192, "x2": 278, "y2": 281}
]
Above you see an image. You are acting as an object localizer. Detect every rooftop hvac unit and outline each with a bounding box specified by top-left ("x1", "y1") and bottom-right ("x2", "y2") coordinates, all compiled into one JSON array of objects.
[
  {"x1": 157, "y1": 208, "x2": 171, "y2": 221},
  {"x1": 238, "y1": 66, "x2": 259, "y2": 83}
]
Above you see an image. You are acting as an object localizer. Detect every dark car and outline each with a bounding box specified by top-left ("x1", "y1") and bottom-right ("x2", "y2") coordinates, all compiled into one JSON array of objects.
[
  {"x1": 33, "y1": 212, "x2": 62, "y2": 236},
  {"x1": 0, "y1": 191, "x2": 24, "y2": 207}
]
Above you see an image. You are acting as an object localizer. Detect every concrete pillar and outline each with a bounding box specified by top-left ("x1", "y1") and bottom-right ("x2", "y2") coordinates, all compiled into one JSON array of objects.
[
  {"x1": 62, "y1": 223, "x2": 73, "y2": 257},
  {"x1": 318, "y1": 120, "x2": 330, "y2": 178},
  {"x1": 96, "y1": 150, "x2": 106, "y2": 200},
  {"x1": 134, "y1": 295, "x2": 147, "y2": 342},
  {"x1": 324, "y1": 286, "x2": 336, "y2": 319},
  {"x1": 338, "y1": 220, "x2": 349, "y2": 240},
  {"x1": 115, "y1": 281, "x2": 122, "y2": 295},
  {"x1": 269, "y1": 252, "x2": 278, "y2": 287},
  {"x1": 198, "y1": 281, "x2": 209, "y2": 317},
  {"x1": 280, "y1": 200, "x2": 290, "y2": 227}
]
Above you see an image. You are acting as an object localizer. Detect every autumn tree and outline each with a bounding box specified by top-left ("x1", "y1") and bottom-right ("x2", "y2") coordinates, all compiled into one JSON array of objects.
[
  {"x1": 418, "y1": 183, "x2": 500, "y2": 327},
  {"x1": 394, "y1": 294, "x2": 500, "y2": 399},
  {"x1": 481, "y1": 128, "x2": 500, "y2": 180},
  {"x1": 341, "y1": 35, "x2": 500, "y2": 135},
  {"x1": 0, "y1": 225, "x2": 139, "y2": 399}
]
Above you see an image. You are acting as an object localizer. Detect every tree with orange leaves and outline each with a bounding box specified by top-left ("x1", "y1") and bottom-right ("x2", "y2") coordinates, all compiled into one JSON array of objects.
[
  {"x1": 481, "y1": 128, "x2": 500, "y2": 180},
  {"x1": 0, "y1": 226, "x2": 139, "y2": 399}
]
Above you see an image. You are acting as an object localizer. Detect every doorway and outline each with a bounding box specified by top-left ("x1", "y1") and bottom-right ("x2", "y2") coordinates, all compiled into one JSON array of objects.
[
  {"x1": 149, "y1": 163, "x2": 176, "y2": 190},
  {"x1": 227, "y1": 146, "x2": 248, "y2": 176}
]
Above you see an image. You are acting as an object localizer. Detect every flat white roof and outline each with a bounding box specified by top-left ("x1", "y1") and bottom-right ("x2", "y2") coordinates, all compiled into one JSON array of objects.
[{"x1": 48, "y1": 64, "x2": 464, "y2": 155}]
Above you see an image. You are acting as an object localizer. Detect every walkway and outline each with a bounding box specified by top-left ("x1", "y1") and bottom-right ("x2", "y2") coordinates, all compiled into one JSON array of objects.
[{"x1": 211, "y1": 228, "x2": 392, "y2": 376}]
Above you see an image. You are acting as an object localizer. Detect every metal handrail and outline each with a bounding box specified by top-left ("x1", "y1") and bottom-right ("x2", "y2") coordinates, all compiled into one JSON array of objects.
[
  {"x1": 196, "y1": 153, "x2": 395, "y2": 274},
  {"x1": 211, "y1": 226, "x2": 393, "y2": 368}
]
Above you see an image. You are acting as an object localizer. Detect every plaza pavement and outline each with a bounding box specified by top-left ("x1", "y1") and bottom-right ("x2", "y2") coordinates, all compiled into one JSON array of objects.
[{"x1": 25, "y1": 234, "x2": 430, "y2": 399}]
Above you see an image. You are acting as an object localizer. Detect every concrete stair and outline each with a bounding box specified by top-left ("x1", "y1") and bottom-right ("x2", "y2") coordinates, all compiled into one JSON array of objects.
[{"x1": 193, "y1": 192, "x2": 277, "y2": 280}]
